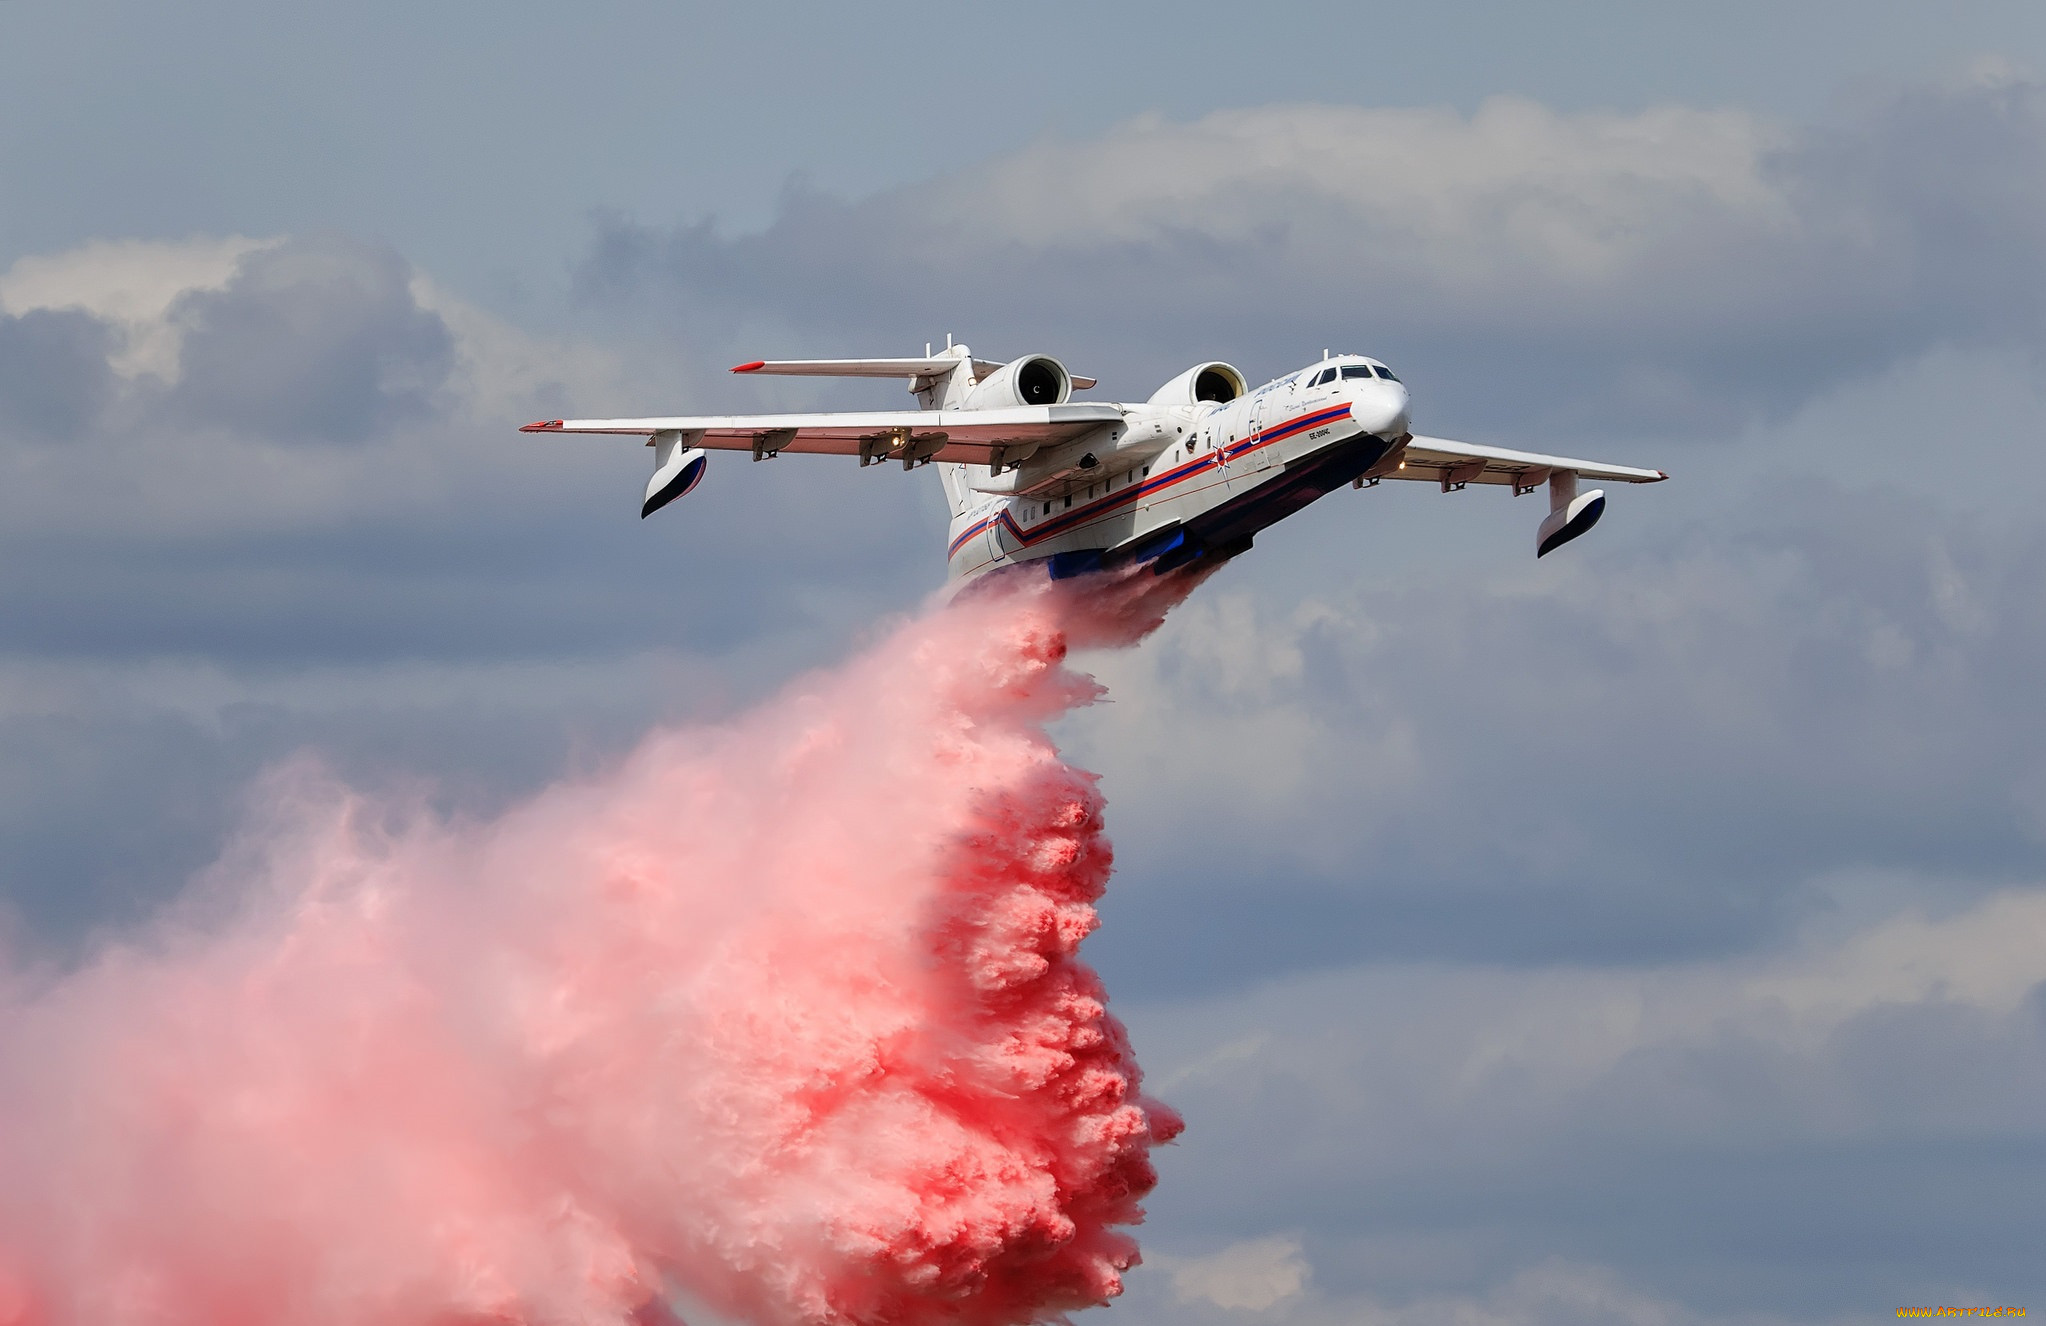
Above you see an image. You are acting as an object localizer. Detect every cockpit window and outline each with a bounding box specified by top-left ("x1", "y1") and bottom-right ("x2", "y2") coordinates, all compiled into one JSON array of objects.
[
  {"x1": 1374, "y1": 366, "x2": 1400, "y2": 382},
  {"x1": 1340, "y1": 364, "x2": 1373, "y2": 379},
  {"x1": 1314, "y1": 367, "x2": 1338, "y2": 386}
]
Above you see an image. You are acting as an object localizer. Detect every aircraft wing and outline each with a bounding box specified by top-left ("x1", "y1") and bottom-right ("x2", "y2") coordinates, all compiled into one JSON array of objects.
[
  {"x1": 521, "y1": 404, "x2": 1121, "y2": 467},
  {"x1": 1386, "y1": 436, "x2": 1667, "y2": 490}
]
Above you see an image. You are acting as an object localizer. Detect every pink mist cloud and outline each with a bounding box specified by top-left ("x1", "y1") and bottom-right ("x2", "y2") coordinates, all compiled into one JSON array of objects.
[{"x1": 0, "y1": 568, "x2": 1202, "y2": 1326}]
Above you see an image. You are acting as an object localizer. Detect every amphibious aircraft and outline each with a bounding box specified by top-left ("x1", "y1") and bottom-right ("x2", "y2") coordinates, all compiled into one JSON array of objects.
[{"x1": 521, "y1": 342, "x2": 1666, "y2": 580}]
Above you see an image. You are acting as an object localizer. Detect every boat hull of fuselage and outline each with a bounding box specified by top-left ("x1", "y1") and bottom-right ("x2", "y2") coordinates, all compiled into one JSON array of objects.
[{"x1": 946, "y1": 420, "x2": 1397, "y2": 582}]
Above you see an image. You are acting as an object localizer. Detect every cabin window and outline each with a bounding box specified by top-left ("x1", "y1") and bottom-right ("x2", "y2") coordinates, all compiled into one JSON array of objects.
[
  {"x1": 1063, "y1": 496, "x2": 1072, "y2": 509},
  {"x1": 1043, "y1": 503, "x2": 1051, "y2": 516},
  {"x1": 1142, "y1": 465, "x2": 1150, "y2": 476}
]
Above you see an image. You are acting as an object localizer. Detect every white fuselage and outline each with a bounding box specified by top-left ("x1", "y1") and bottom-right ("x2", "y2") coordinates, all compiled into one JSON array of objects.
[{"x1": 941, "y1": 358, "x2": 1412, "y2": 580}]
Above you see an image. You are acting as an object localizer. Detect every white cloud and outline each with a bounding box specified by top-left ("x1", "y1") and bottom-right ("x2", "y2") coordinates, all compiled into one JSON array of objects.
[
  {"x1": 589, "y1": 75, "x2": 2046, "y2": 438},
  {"x1": 1153, "y1": 1236, "x2": 1311, "y2": 1312},
  {"x1": 923, "y1": 98, "x2": 1791, "y2": 289},
  {"x1": 1426, "y1": 888, "x2": 2046, "y2": 1102},
  {"x1": 1108, "y1": 882, "x2": 2046, "y2": 1320},
  {"x1": 1122, "y1": 875, "x2": 2046, "y2": 1242},
  {"x1": 406, "y1": 272, "x2": 634, "y2": 425},
  {"x1": 0, "y1": 235, "x2": 628, "y2": 422},
  {"x1": 1126, "y1": 1254, "x2": 1833, "y2": 1326},
  {"x1": 0, "y1": 236, "x2": 272, "y2": 380},
  {"x1": 0, "y1": 235, "x2": 642, "y2": 540},
  {"x1": 1312, "y1": 1261, "x2": 1716, "y2": 1326}
]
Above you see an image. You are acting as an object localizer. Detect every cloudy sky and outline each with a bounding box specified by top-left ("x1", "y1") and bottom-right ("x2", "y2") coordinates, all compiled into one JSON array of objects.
[{"x1": 6, "y1": 1, "x2": 2046, "y2": 1320}]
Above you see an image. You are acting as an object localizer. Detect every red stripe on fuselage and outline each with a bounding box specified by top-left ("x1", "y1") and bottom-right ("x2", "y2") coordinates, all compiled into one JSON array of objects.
[
  {"x1": 1225, "y1": 404, "x2": 1351, "y2": 460},
  {"x1": 948, "y1": 400, "x2": 1357, "y2": 565},
  {"x1": 947, "y1": 516, "x2": 992, "y2": 557}
]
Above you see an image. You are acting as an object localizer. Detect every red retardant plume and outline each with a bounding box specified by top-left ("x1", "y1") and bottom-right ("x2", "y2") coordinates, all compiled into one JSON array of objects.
[{"x1": 0, "y1": 566, "x2": 1207, "y2": 1326}]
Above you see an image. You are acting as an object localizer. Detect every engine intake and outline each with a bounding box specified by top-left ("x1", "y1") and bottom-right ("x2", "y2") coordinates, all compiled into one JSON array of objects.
[
  {"x1": 1148, "y1": 361, "x2": 1246, "y2": 407},
  {"x1": 963, "y1": 355, "x2": 1071, "y2": 409}
]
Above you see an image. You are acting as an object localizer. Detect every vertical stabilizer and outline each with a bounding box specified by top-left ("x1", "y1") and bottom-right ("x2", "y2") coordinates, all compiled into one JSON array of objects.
[
  {"x1": 919, "y1": 343, "x2": 978, "y2": 516},
  {"x1": 725, "y1": 339, "x2": 986, "y2": 515}
]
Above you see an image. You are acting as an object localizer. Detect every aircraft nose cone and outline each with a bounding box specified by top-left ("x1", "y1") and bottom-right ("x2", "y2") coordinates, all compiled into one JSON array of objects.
[{"x1": 1350, "y1": 382, "x2": 1410, "y2": 439}]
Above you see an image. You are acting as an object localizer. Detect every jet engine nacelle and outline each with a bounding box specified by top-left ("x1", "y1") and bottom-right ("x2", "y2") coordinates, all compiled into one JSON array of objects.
[
  {"x1": 643, "y1": 430, "x2": 708, "y2": 518},
  {"x1": 1147, "y1": 361, "x2": 1246, "y2": 406},
  {"x1": 963, "y1": 355, "x2": 1072, "y2": 410},
  {"x1": 1536, "y1": 470, "x2": 1605, "y2": 557}
]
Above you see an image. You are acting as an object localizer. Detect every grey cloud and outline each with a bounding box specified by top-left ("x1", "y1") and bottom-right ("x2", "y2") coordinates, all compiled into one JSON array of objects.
[
  {"x1": 1121, "y1": 1256, "x2": 1754, "y2": 1326},
  {"x1": 1111, "y1": 892, "x2": 2046, "y2": 1322},
  {"x1": 0, "y1": 650, "x2": 717, "y2": 948},
  {"x1": 0, "y1": 231, "x2": 941, "y2": 670},
  {"x1": 578, "y1": 75, "x2": 2046, "y2": 443},
  {"x1": 0, "y1": 307, "x2": 116, "y2": 439},
  {"x1": 1794, "y1": 75, "x2": 2046, "y2": 349},
  {"x1": 166, "y1": 237, "x2": 455, "y2": 443},
  {"x1": 0, "y1": 706, "x2": 250, "y2": 948},
  {"x1": 0, "y1": 439, "x2": 936, "y2": 667},
  {"x1": 2, "y1": 77, "x2": 2044, "y2": 1326},
  {"x1": 1069, "y1": 345, "x2": 2046, "y2": 994}
]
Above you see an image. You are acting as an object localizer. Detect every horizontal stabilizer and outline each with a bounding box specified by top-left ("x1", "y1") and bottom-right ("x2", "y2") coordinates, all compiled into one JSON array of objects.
[{"x1": 732, "y1": 358, "x2": 1097, "y2": 390}]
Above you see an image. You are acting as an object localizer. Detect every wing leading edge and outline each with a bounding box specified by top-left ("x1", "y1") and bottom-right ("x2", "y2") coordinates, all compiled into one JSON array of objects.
[
  {"x1": 521, "y1": 404, "x2": 1123, "y2": 468},
  {"x1": 1384, "y1": 435, "x2": 1667, "y2": 491}
]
